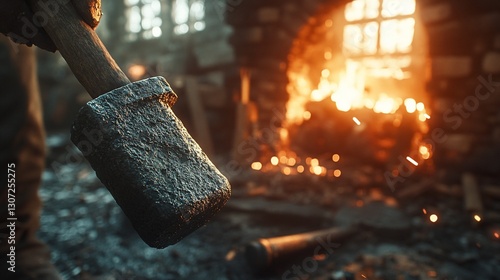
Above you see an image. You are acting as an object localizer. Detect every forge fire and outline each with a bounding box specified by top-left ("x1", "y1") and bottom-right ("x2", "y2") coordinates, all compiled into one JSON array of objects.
[{"x1": 1, "y1": 0, "x2": 500, "y2": 279}]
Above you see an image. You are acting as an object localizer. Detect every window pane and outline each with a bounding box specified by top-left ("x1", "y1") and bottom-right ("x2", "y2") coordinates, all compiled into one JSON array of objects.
[
  {"x1": 396, "y1": 18, "x2": 415, "y2": 52},
  {"x1": 346, "y1": 0, "x2": 381, "y2": 21},
  {"x1": 190, "y1": 0, "x2": 205, "y2": 21},
  {"x1": 173, "y1": 0, "x2": 190, "y2": 24},
  {"x1": 125, "y1": 0, "x2": 140, "y2": 6},
  {"x1": 345, "y1": 0, "x2": 365, "y2": 22},
  {"x1": 382, "y1": 0, "x2": 415, "y2": 18},
  {"x1": 127, "y1": 6, "x2": 142, "y2": 33},
  {"x1": 363, "y1": 22, "x2": 379, "y2": 54},
  {"x1": 365, "y1": 0, "x2": 380, "y2": 19},
  {"x1": 344, "y1": 24, "x2": 363, "y2": 54},
  {"x1": 380, "y1": 18, "x2": 414, "y2": 53}
]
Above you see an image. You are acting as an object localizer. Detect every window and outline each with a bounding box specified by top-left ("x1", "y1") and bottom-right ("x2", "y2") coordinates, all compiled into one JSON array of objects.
[
  {"x1": 172, "y1": 0, "x2": 206, "y2": 35},
  {"x1": 125, "y1": 0, "x2": 163, "y2": 40},
  {"x1": 343, "y1": 0, "x2": 416, "y2": 57}
]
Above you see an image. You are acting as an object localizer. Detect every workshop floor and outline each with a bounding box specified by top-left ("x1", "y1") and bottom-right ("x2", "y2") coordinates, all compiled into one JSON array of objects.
[{"x1": 39, "y1": 133, "x2": 500, "y2": 280}]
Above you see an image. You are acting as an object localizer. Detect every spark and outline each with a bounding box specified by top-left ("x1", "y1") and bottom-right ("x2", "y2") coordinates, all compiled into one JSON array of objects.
[
  {"x1": 303, "y1": 111, "x2": 312, "y2": 120},
  {"x1": 287, "y1": 158, "x2": 297, "y2": 166},
  {"x1": 225, "y1": 249, "x2": 237, "y2": 261},
  {"x1": 406, "y1": 156, "x2": 419, "y2": 166},
  {"x1": 353, "y1": 117, "x2": 361, "y2": 126},
  {"x1": 332, "y1": 154, "x2": 341, "y2": 162},
  {"x1": 422, "y1": 208, "x2": 427, "y2": 215},
  {"x1": 312, "y1": 166, "x2": 323, "y2": 176},
  {"x1": 310, "y1": 158, "x2": 319, "y2": 166},
  {"x1": 334, "y1": 169, "x2": 342, "y2": 178},
  {"x1": 494, "y1": 232, "x2": 499, "y2": 239},
  {"x1": 424, "y1": 113, "x2": 431, "y2": 119},
  {"x1": 297, "y1": 165, "x2": 305, "y2": 173},
  {"x1": 430, "y1": 214, "x2": 438, "y2": 223},
  {"x1": 280, "y1": 156, "x2": 288, "y2": 164},
  {"x1": 282, "y1": 167, "x2": 292, "y2": 176},
  {"x1": 251, "y1": 162, "x2": 262, "y2": 171},
  {"x1": 271, "y1": 156, "x2": 279, "y2": 166},
  {"x1": 474, "y1": 215, "x2": 481, "y2": 222}
]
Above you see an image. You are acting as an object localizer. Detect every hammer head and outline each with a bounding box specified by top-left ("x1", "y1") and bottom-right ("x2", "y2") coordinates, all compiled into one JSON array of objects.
[{"x1": 71, "y1": 77, "x2": 231, "y2": 248}]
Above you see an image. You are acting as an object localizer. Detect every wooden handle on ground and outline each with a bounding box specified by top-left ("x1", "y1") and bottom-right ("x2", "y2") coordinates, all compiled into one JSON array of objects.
[{"x1": 30, "y1": 0, "x2": 130, "y2": 98}]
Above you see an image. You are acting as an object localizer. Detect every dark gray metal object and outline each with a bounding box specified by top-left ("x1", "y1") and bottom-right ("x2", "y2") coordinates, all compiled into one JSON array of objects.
[{"x1": 71, "y1": 76, "x2": 231, "y2": 248}]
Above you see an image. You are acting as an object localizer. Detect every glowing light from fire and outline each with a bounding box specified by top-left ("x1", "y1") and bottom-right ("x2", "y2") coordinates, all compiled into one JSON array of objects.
[
  {"x1": 251, "y1": 162, "x2": 263, "y2": 171},
  {"x1": 271, "y1": 156, "x2": 279, "y2": 166},
  {"x1": 297, "y1": 165, "x2": 305, "y2": 173},
  {"x1": 404, "y1": 98, "x2": 417, "y2": 113},
  {"x1": 286, "y1": 0, "x2": 422, "y2": 124},
  {"x1": 474, "y1": 215, "x2": 482, "y2": 222},
  {"x1": 353, "y1": 117, "x2": 361, "y2": 126},
  {"x1": 334, "y1": 170, "x2": 342, "y2": 177},
  {"x1": 280, "y1": 156, "x2": 288, "y2": 164},
  {"x1": 406, "y1": 156, "x2": 419, "y2": 166},
  {"x1": 312, "y1": 166, "x2": 323, "y2": 175},
  {"x1": 282, "y1": 167, "x2": 292, "y2": 176},
  {"x1": 430, "y1": 214, "x2": 438, "y2": 223},
  {"x1": 128, "y1": 64, "x2": 147, "y2": 80},
  {"x1": 419, "y1": 145, "x2": 431, "y2": 160},
  {"x1": 332, "y1": 154, "x2": 341, "y2": 162},
  {"x1": 303, "y1": 111, "x2": 312, "y2": 120}
]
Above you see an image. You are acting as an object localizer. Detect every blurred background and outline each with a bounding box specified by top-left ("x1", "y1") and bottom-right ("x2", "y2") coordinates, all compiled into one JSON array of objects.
[{"x1": 15, "y1": 0, "x2": 500, "y2": 279}]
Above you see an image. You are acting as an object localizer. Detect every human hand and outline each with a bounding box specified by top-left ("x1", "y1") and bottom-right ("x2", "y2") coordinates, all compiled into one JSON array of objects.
[{"x1": 0, "y1": 0, "x2": 102, "y2": 52}]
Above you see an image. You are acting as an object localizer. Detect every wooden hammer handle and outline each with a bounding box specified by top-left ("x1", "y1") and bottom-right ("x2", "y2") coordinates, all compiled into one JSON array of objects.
[{"x1": 30, "y1": 0, "x2": 131, "y2": 98}]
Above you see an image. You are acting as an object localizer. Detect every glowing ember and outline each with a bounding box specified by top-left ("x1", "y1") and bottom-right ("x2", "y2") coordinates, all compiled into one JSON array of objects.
[
  {"x1": 303, "y1": 111, "x2": 312, "y2": 120},
  {"x1": 312, "y1": 166, "x2": 323, "y2": 175},
  {"x1": 128, "y1": 64, "x2": 147, "y2": 80},
  {"x1": 282, "y1": 167, "x2": 292, "y2": 176},
  {"x1": 287, "y1": 158, "x2": 297, "y2": 166},
  {"x1": 356, "y1": 200, "x2": 364, "y2": 207},
  {"x1": 422, "y1": 208, "x2": 427, "y2": 215},
  {"x1": 334, "y1": 169, "x2": 342, "y2": 178},
  {"x1": 310, "y1": 158, "x2": 320, "y2": 167},
  {"x1": 419, "y1": 145, "x2": 431, "y2": 160},
  {"x1": 280, "y1": 156, "x2": 288, "y2": 164},
  {"x1": 404, "y1": 98, "x2": 417, "y2": 113},
  {"x1": 297, "y1": 165, "x2": 305, "y2": 173},
  {"x1": 251, "y1": 162, "x2": 263, "y2": 171},
  {"x1": 494, "y1": 232, "x2": 499, "y2": 239},
  {"x1": 271, "y1": 156, "x2": 279, "y2": 166},
  {"x1": 427, "y1": 270, "x2": 437, "y2": 278},
  {"x1": 474, "y1": 215, "x2": 482, "y2": 222},
  {"x1": 332, "y1": 154, "x2": 341, "y2": 162},
  {"x1": 430, "y1": 214, "x2": 438, "y2": 223},
  {"x1": 406, "y1": 156, "x2": 419, "y2": 166},
  {"x1": 353, "y1": 117, "x2": 361, "y2": 126}
]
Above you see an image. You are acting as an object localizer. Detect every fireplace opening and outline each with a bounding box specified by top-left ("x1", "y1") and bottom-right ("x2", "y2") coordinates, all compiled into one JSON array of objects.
[{"x1": 252, "y1": 0, "x2": 433, "y2": 178}]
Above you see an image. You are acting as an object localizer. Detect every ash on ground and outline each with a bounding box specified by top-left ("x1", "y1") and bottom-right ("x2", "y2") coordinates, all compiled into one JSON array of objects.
[{"x1": 39, "y1": 133, "x2": 500, "y2": 280}]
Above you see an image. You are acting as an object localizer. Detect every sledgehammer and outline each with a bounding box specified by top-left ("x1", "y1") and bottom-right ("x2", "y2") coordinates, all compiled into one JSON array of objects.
[{"x1": 29, "y1": 0, "x2": 231, "y2": 248}]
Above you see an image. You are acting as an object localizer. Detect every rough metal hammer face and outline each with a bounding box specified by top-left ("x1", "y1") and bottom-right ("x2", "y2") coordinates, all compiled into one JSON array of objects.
[
  {"x1": 30, "y1": 1, "x2": 231, "y2": 248},
  {"x1": 72, "y1": 77, "x2": 231, "y2": 248}
]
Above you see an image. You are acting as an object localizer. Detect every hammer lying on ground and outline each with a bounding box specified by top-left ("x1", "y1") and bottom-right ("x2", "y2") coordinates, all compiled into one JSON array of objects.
[{"x1": 29, "y1": 1, "x2": 231, "y2": 248}]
